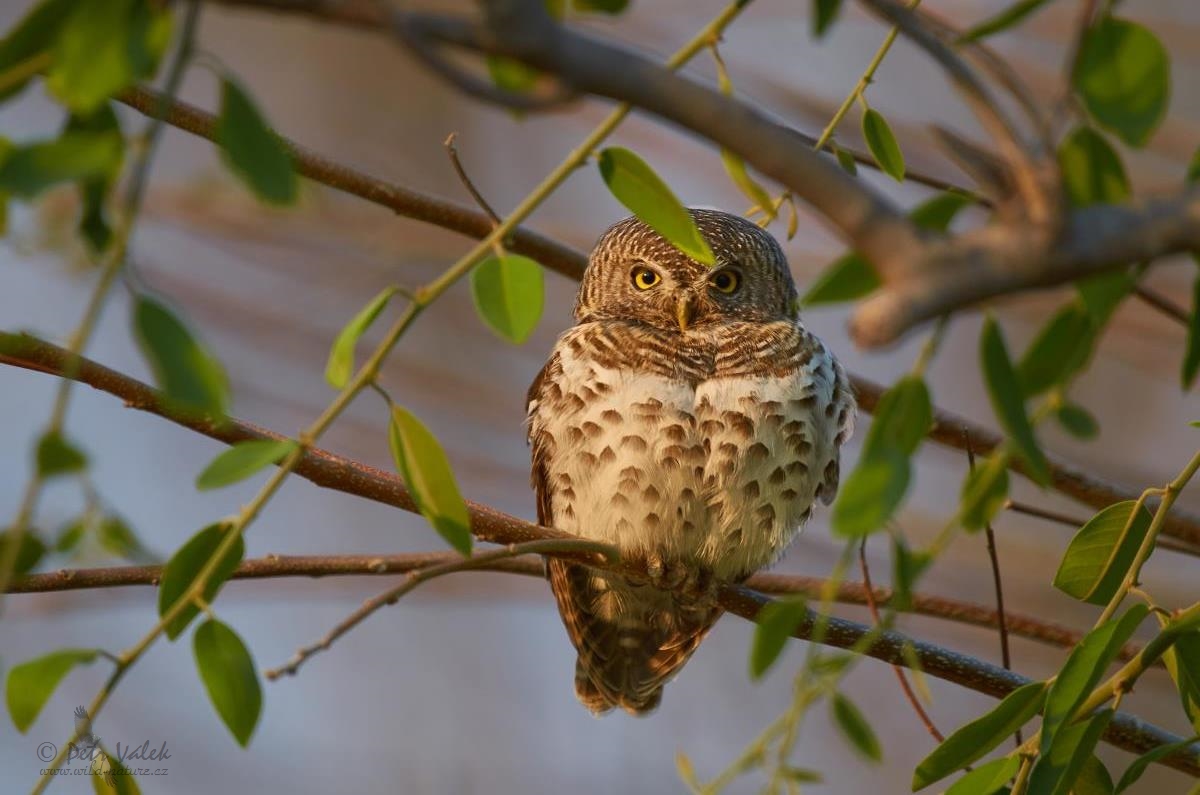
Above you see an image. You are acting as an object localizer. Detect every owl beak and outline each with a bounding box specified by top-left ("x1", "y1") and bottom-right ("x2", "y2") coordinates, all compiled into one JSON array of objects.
[{"x1": 675, "y1": 294, "x2": 697, "y2": 332}]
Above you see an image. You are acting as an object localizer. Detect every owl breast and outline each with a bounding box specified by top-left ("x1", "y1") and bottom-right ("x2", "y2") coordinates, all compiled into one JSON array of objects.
[{"x1": 531, "y1": 322, "x2": 844, "y2": 582}]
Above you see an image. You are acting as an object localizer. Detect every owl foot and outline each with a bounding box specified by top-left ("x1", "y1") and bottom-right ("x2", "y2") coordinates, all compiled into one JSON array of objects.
[{"x1": 639, "y1": 555, "x2": 717, "y2": 611}]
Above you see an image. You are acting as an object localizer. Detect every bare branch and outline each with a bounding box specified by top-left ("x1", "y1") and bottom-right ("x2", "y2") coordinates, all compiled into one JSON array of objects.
[{"x1": 443, "y1": 132, "x2": 501, "y2": 225}]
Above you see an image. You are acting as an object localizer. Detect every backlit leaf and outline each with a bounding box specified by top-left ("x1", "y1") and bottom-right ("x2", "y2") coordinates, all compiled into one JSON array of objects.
[
  {"x1": 157, "y1": 523, "x2": 245, "y2": 640},
  {"x1": 944, "y1": 755, "x2": 1021, "y2": 795},
  {"x1": 980, "y1": 316, "x2": 1050, "y2": 485},
  {"x1": 325, "y1": 285, "x2": 397, "y2": 389},
  {"x1": 912, "y1": 680, "x2": 1046, "y2": 790},
  {"x1": 6, "y1": 648, "x2": 98, "y2": 732},
  {"x1": 0, "y1": 0, "x2": 79, "y2": 103},
  {"x1": 216, "y1": 77, "x2": 297, "y2": 205},
  {"x1": 597, "y1": 147, "x2": 714, "y2": 264},
  {"x1": 389, "y1": 405, "x2": 472, "y2": 555},
  {"x1": 1073, "y1": 16, "x2": 1170, "y2": 147},
  {"x1": 193, "y1": 619, "x2": 261, "y2": 747},
  {"x1": 196, "y1": 439, "x2": 298, "y2": 491},
  {"x1": 862, "y1": 108, "x2": 904, "y2": 182},
  {"x1": 1053, "y1": 501, "x2": 1153, "y2": 605},
  {"x1": 471, "y1": 254, "x2": 544, "y2": 344},
  {"x1": 749, "y1": 597, "x2": 807, "y2": 679}
]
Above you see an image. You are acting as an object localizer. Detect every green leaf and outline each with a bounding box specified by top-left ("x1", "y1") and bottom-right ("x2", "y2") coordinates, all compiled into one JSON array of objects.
[
  {"x1": 960, "y1": 0, "x2": 1055, "y2": 42},
  {"x1": 720, "y1": 148, "x2": 774, "y2": 219},
  {"x1": 831, "y1": 693, "x2": 882, "y2": 762},
  {"x1": 1053, "y1": 500, "x2": 1153, "y2": 605},
  {"x1": 862, "y1": 108, "x2": 905, "y2": 182},
  {"x1": 909, "y1": 191, "x2": 973, "y2": 231},
  {"x1": 1115, "y1": 735, "x2": 1200, "y2": 793},
  {"x1": 862, "y1": 375, "x2": 932, "y2": 459},
  {"x1": 97, "y1": 516, "x2": 151, "y2": 562},
  {"x1": 1073, "y1": 16, "x2": 1170, "y2": 147},
  {"x1": 388, "y1": 405, "x2": 472, "y2": 556},
  {"x1": 572, "y1": 0, "x2": 629, "y2": 13},
  {"x1": 35, "y1": 431, "x2": 87, "y2": 478},
  {"x1": 1028, "y1": 710, "x2": 1113, "y2": 795},
  {"x1": 801, "y1": 253, "x2": 879, "y2": 307},
  {"x1": 0, "y1": 0, "x2": 79, "y2": 103},
  {"x1": 832, "y1": 448, "x2": 910, "y2": 538},
  {"x1": 470, "y1": 254, "x2": 544, "y2": 344},
  {"x1": 91, "y1": 757, "x2": 142, "y2": 795},
  {"x1": 195, "y1": 439, "x2": 298, "y2": 491},
  {"x1": 486, "y1": 56, "x2": 539, "y2": 94},
  {"x1": 1074, "y1": 755, "x2": 1115, "y2": 795},
  {"x1": 132, "y1": 295, "x2": 229, "y2": 418},
  {"x1": 912, "y1": 680, "x2": 1046, "y2": 790},
  {"x1": 749, "y1": 597, "x2": 807, "y2": 679},
  {"x1": 980, "y1": 316, "x2": 1050, "y2": 485},
  {"x1": 1040, "y1": 606, "x2": 1148, "y2": 755},
  {"x1": 157, "y1": 523, "x2": 245, "y2": 640},
  {"x1": 0, "y1": 131, "x2": 123, "y2": 198},
  {"x1": 891, "y1": 535, "x2": 931, "y2": 611},
  {"x1": 597, "y1": 147, "x2": 714, "y2": 265},
  {"x1": 0, "y1": 529, "x2": 47, "y2": 575},
  {"x1": 1017, "y1": 302, "x2": 1096, "y2": 396},
  {"x1": 958, "y1": 450, "x2": 1010, "y2": 531},
  {"x1": 834, "y1": 143, "x2": 858, "y2": 175},
  {"x1": 46, "y1": 0, "x2": 170, "y2": 114},
  {"x1": 55, "y1": 518, "x2": 87, "y2": 554},
  {"x1": 193, "y1": 619, "x2": 261, "y2": 747},
  {"x1": 324, "y1": 285, "x2": 397, "y2": 389},
  {"x1": 1182, "y1": 275, "x2": 1200, "y2": 390},
  {"x1": 813, "y1": 0, "x2": 843, "y2": 37},
  {"x1": 1056, "y1": 403, "x2": 1099, "y2": 440},
  {"x1": 1160, "y1": 627, "x2": 1200, "y2": 732},
  {"x1": 216, "y1": 77, "x2": 297, "y2": 205},
  {"x1": 944, "y1": 755, "x2": 1021, "y2": 795},
  {"x1": 65, "y1": 103, "x2": 123, "y2": 253},
  {"x1": 6, "y1": 648, "x2": 98, "y2": 732}
]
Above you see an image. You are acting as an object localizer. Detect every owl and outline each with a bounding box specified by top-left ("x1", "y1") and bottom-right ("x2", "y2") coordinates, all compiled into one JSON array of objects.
[{"x1": 526, "y1": 209, "x2": 855, "y2": 715}]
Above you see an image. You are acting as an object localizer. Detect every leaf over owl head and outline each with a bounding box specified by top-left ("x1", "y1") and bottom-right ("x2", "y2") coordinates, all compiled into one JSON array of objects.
[{"x1": 575, "y1": 209, "x2": 799, "y2": 332}]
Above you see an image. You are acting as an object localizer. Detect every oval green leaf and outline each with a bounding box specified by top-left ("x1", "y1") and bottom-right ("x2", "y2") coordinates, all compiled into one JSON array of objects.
[
  {"x1": 831, "y1": 693, "x2": 882, "y2": 762},
  {"x1": 913, "y1": 680, "x2": 1046, "y2": 790},
  {"x1": 1115, "y1": 735, "x2": 1200, "y2": 793},
  {"x1": 960, "y1": 0, "x2": 1055, "y2": 43},
  {"x1": 325, "y1": 285, "x2": 397, "y2": 388},
  {"x1": 749, "y1": 597, "x2": 807, "y2": 679},
  {"x1": 36, "y1": 431, "x2": 87, "y2": 478},
  {"x1": 944, "y1": 754, "x2": 1021, "y2": 795},
  {"x1": 0, "y1": 0, "x2": 78, "y2": 103},
  {"x1": 597, "y1": 147, "x2": 714, "y2": 265},
  {"x1": 157, "y1": 523, "x2": 245, "y2": 640},
  {"x1": 862, "y1": 375, "x2": 932, "y2": 459},
  {"x1": 193, "y1": 619, "x2": 262, "y2": 747},
  {"x1": 389, "y1": 405, "x2": 472, "y2": 556},
  {"x1": 1056, "y1": 403, "x2": 1099, "y2": 440},
  {"x1": 802, "y1": 253, "x2": 879, "y2": 307},
  {"x1": 97, "y1": 515, "x2": 151, "y2": 562},
  {"x1": 216, "y1": 77, "x2": 297, "y2": 205},
  {"x1": 132, "y1": 295, "x2": 229, "y2": 418},
  {"x1": 1018, "y1": 301, "x2": 1096, "y2": 396},
  {"x1": 6, "y1": 648, "x2": 99, "y2": 732},
  {"x1": 862, "y1": 108, "x2": 904, "y2": 182},
  {"x1": 1182, "y1": 275, "x2": 1199, "y2": 390},
  {"x1": 1073, "y1": 16, "x2": 1170, "y2": 147},
  {"x1": 0, "y1": 131, "x2": 123, "y2": 198},
  {"x1": 813, "y1": 0, "x2": 842, "y2": 37},
  {"x1": 832, "y1": 448, "x2": 910, "y2": 538},
  {"x1": 1053, "y1": 500, "x2": 1153, "y2": 605},
  {"x1": 195, "y1": 439, "x2": 298, "y2": 491},
  {"x1": 980, "y1": 316, "x2": 1050, "y2": 485},
  {"x1": 1029, "y1": 710, "x2": 1114, "y2": 795},
  {"x1": 0, "y1": 528, "x2": 47, "y2": 575},
  {"x1": 470, "y1": 254, "x2": 544, "y2": 344}
]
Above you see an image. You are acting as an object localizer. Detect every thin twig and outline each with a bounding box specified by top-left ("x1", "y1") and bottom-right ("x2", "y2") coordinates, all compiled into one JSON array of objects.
[
  {"x1": 265, "y1": 539, "x2": 616, "y2": 680},
  {"x1": 966, "y1": 431, "x2": 1018, "y2": 746},
  {"x1": 443, "y1": 132, "x2": 501, "y2": 225},
  {"x1": 1133, "y1": 286, "x2": 1191, "y2": 326},
  {"x1": 858, "y1": 539, "x2": 945, "y2": 743}
]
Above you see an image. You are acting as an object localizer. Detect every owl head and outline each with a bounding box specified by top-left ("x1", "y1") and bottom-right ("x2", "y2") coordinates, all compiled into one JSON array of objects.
[{"x1": 575, "y1": 209, "x2": 798, "y2": 332}]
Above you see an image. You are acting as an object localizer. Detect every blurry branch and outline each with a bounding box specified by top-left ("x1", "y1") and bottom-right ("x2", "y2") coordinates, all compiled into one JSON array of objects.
[
  {"x1": 1, "y1": 339, "x2": 1194, "y2": 772},
  {"x1": 1133, "y1": 286, "x2": 1191, "y2": 327},
  {"x1": 112, "y1": 88, "x2": 1200, "y2": 548},
  {"x1": 5, "y1": 551, "x2": 1149, "y2": 665}
]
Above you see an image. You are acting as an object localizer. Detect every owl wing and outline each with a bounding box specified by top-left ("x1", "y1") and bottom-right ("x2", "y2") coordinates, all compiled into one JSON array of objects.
[
  {"x1": 818, "y1": 347, "x2": 857, "y2": 506},
  {"x1": 527, "y1": 347, "x2": 720, "y2": 716}
]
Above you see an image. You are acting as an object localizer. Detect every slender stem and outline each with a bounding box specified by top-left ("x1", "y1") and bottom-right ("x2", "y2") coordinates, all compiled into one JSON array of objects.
[{"x1": 1010, "y1": 755, "x2": 1034, "y2": 795}]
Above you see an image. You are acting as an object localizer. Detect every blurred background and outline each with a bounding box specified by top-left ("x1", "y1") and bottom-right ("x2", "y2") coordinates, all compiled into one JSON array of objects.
[{"x1": 2, "y1": 0, "x2": 1199, "y2": 791}]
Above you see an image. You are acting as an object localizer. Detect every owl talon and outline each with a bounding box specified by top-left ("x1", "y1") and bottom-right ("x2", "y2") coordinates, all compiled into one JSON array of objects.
[{"x1": 678, "y1": 565, "x2": 718, "y2": 610}]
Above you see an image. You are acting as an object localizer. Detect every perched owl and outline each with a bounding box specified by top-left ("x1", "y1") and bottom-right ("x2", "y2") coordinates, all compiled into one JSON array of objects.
[{"x1": 526, "y1": 209, "x2": 855, "y2": 715}]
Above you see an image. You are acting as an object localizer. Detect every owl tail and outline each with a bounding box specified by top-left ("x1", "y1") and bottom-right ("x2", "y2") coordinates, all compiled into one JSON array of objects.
[{"x1": 547, "y1": 559, "x2": 721, "y2": 716}]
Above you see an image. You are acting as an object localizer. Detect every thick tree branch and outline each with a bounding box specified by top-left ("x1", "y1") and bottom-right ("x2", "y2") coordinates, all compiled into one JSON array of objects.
[{"x1": 1, "y1": 334, "x2": 1196, "y2": 773}]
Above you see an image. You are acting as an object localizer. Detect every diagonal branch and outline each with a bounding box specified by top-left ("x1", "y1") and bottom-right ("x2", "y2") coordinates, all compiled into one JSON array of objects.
[{"x1": 1, "y1": 333, "x2": 1196, "y2": 773}]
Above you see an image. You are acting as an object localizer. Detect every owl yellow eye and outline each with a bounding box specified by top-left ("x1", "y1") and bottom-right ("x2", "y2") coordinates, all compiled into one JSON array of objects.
[
  {"x1": 710, "y1": 268, "x2": 742, "y2": 294},
  {"x1": 631, "y1": 266, "x2": 661, "y2": 291}
]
